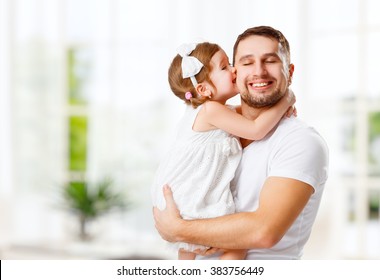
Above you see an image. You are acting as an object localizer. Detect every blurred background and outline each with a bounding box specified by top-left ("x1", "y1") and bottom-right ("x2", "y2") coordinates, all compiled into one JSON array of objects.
[{"x1": 0, "y1": 0, "x2": 379, "y2": 260}]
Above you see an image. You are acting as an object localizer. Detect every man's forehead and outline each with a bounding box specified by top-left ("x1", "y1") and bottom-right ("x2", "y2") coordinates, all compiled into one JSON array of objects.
[{"x1": 236, "y1": 35, "x2": 279, "y2": 57}]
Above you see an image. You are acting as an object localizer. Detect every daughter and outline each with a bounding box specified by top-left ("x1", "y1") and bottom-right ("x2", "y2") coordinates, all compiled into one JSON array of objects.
[{"x1": 151, "y1": 42, "x2": 295, "y2": 260}]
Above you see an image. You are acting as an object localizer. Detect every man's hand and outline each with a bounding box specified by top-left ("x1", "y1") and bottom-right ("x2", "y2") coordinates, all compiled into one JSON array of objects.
[
  {"x1": 153, "y1": 185, "x2": 183, "y2": 243},
  {"x1": 153, "y1": 185, "x2": 224, "y2": 256}
]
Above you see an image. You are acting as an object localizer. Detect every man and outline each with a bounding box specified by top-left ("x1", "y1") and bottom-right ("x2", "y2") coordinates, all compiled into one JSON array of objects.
[{"x1": 153, "y1": 26, "x2": 329, "y2": 260}]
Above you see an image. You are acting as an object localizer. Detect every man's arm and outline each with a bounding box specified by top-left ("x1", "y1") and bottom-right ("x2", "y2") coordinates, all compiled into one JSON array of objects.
[{"x1": 153, "y1": 177, "x2": 313, "y2": 250}]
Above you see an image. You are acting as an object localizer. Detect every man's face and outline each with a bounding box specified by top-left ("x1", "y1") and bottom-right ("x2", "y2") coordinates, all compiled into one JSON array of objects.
[{"x1": 234, "y1": 35, "x2": 293, "y2": 108}]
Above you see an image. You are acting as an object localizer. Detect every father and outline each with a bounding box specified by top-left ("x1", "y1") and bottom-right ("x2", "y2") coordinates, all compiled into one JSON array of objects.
[{"x1": 153, "y1": 26, "x2": 329, "y2": 259}]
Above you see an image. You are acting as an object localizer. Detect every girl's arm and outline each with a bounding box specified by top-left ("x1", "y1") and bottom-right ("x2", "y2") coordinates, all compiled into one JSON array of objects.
[{"x1": 202, "y1": 90, "x2": 295, "y2": 140}]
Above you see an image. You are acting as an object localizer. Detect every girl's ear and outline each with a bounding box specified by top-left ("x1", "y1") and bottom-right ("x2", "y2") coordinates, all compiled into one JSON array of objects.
[{"x1": 195, "y1": 82, "x2": 212, "y2": 99}]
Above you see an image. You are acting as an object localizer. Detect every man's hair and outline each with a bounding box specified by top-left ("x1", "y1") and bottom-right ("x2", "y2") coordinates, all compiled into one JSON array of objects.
[{"x1": 232, "y1": 26, "x2": 291, "y2": 66}]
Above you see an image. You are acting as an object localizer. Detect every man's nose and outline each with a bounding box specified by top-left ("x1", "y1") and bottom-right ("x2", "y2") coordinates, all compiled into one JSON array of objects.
[{"x1": 253, "y1": 62, "x2": 267, "y2": 76}]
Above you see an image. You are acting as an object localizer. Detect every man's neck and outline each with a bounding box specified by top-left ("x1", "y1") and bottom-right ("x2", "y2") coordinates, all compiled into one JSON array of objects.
[
  {"x1": 239, "y1": 101, "x2": 266, "y2": 148},
  {"x1": 240, "y1": 102, "x2": 262, "y2": 120}
]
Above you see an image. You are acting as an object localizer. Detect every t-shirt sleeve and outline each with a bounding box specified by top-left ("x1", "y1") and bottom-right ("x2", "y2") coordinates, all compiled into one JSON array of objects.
[{"x1": 268, "y1": 127, "x2": 329, "y2": 191}]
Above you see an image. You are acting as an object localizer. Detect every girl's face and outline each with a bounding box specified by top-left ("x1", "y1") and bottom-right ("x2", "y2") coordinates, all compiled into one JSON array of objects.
[{"x1": 208, "y1": 50, "x2": 238, "y2": 104}]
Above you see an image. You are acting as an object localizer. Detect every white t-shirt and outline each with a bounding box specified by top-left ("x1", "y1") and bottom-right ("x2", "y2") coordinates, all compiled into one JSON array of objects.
[{"x1": 199, "y1": 116, "x2": 329, "y2": 260}]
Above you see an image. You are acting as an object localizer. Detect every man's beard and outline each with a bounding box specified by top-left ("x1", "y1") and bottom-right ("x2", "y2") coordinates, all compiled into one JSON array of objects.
[{"x1": 240, "y1": 87, "x2": 285, "y2": 108}]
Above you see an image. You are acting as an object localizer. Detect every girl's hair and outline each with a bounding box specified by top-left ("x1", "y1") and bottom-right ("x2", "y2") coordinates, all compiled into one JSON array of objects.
[{"x1": 168, "y1": 42, "x2": 221, "y2": 108}]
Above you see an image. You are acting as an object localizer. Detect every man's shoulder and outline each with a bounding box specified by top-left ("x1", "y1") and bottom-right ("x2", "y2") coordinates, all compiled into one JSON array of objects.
[
  {"x1": 277, "y1": 117, "x2": 321, "y2": 136},
  {"x1": 276, "y1": 117, "x2": 329, "y2": 155},
  {"x1": 278, "y1": 116, "x2": 309, "y2": 129},
  {"x1": 275, "y1": 117, "x2": 328, "y2": 149}
]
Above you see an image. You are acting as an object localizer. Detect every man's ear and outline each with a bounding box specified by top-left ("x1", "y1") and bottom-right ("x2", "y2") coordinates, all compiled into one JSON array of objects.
[
  {"x1": 195, "y1": 82, "x2": 212, "y2": 99},
  {"x1": 289, "y1": 64, "x2": 295, "y2": 77},
  {"x1": 288, "y1": 64, "x2": 295, "y2": 85}
]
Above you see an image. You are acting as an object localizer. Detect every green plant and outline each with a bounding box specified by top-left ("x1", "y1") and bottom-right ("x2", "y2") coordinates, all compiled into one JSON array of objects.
[{"x1": 62, "y1": 178, "x2": 130, "y2": 240}]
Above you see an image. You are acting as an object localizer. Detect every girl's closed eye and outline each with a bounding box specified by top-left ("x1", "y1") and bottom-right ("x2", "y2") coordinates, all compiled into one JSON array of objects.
[{"x1": 221, "y1": 63, "x2": 231, "y2": 70}]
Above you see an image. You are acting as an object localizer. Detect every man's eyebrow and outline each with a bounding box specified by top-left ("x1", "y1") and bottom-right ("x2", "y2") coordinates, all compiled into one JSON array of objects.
[
  {"x1": 238, "y1": 52, "x2": 281, "y2": 62},
  {"x1": 238, "y1": 54, "x2": 254, "y2": 62},
  {"x1": 262, "y1": 52, "x2": 281, "y2": 59}
]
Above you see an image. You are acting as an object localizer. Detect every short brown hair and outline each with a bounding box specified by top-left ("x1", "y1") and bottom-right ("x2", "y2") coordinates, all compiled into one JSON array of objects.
[
  {"x1": 168, "y1": 42, "x2": 221, "y2": 108},
  {"x1": 232, "y1": 26, "x2": 291, "y2": 66}
]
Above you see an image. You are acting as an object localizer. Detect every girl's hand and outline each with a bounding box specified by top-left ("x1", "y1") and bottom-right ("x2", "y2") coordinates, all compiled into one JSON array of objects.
[
  {"x1": 285, "y1": 88, "x2": 296, "y2": 106},
  {"x1": 284, "y1": 105, "x2": 297, "y2": 118}
]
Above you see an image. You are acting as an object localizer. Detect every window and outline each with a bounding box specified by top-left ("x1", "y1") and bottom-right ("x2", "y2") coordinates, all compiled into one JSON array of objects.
[
  {"x1": 305, "y1": 0, "x2": 380, "y2": 258},
  {"x1": 67, "y1": 47, "x2": 91, "y2": 180}
]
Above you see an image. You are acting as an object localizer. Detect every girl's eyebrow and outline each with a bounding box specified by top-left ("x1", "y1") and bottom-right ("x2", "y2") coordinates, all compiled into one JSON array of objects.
[{"x1": 218, "y1": 57, "x2": 229, "y2": 67}]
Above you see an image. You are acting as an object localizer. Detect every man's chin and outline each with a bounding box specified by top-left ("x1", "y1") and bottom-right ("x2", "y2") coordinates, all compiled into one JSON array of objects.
[
  {"x1": 241, "y1": 89, "x2": 285, "y2": 108},
  {"x1": 241, "y1": 96, "x2": 280, "y2": 108}
]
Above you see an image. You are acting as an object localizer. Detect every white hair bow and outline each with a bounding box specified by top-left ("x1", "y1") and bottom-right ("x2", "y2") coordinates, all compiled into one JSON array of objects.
[{"x1": 177, "y1": 43, "x2": 204, "y2": 87}]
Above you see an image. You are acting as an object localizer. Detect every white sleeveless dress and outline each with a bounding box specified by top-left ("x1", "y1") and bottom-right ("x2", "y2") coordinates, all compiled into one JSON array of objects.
[{"x1": 151, "y1": 104, "x2": 242, "y2": 252}]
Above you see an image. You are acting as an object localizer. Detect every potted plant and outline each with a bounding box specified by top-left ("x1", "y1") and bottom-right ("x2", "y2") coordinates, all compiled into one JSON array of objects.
[{"x1": 61, "y1": 177, "x2": 130, "y2": 240}]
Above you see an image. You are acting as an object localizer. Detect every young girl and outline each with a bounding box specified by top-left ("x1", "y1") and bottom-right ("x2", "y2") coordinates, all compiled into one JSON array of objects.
[{"x1": 151, "y1": 42, "x2": 295, "y2": 260}]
